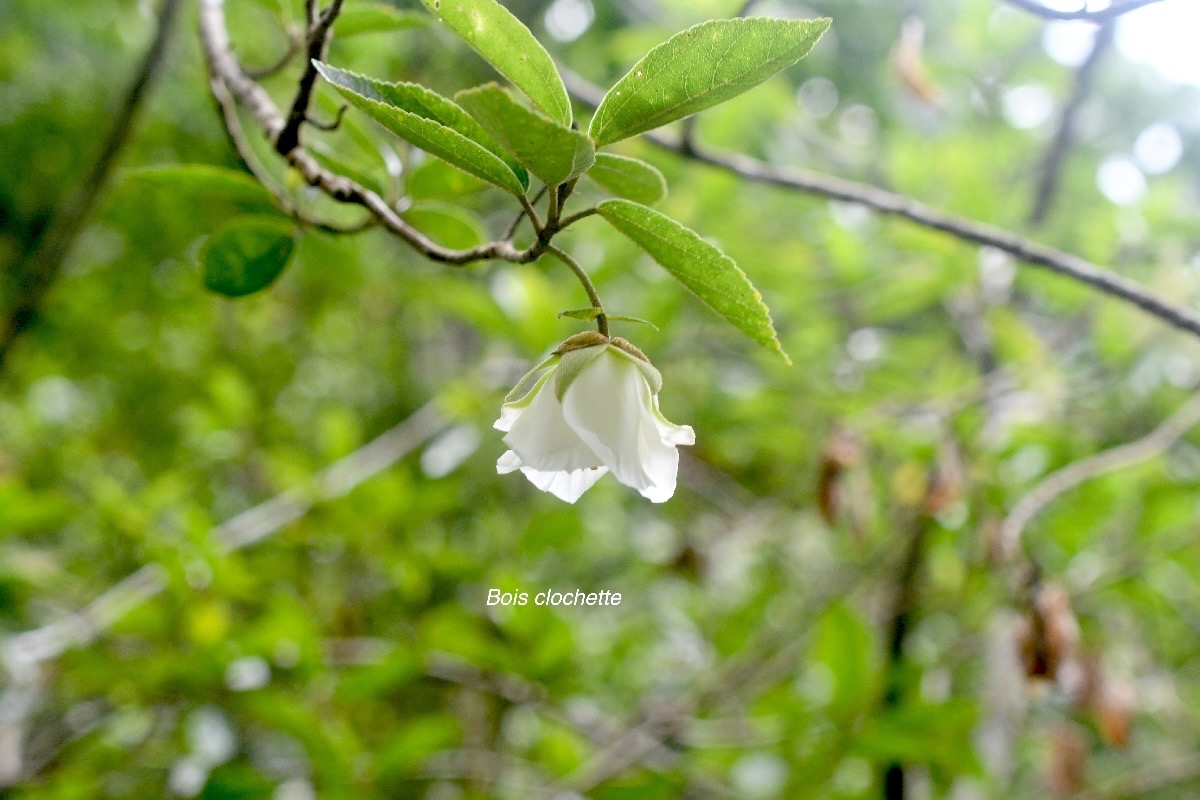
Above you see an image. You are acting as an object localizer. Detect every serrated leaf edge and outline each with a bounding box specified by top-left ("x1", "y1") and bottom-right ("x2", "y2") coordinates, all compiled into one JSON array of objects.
[
  {"x1": 597, "y1": 199, "x2": 790, "y2": 363},
  {"x1": 315, "y1": 61, "x2": 528, "y2": 195}
]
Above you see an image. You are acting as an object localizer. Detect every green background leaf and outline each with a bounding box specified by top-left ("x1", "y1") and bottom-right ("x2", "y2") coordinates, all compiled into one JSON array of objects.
[
  {"x1": 589, "y1": 17, "x2": 831, "y2": 146},
  {"x1": 201, "y1": 217, "x2": 296, "y2": 297},
  {"x1": 456, "y1": 84, "x2": 595, "y2": 187},
  {"x1": 810, "y1": 603, "x2": 878, "y2": 718},
  {"x1": 402, "y1": 201, "x2": 488, "y2": 249},
  {"x1": 10, "y1": 0, "x2": 1200, "y2": 794},
  {"x1": 123, "y1": 164, "x2": 281, "y2": 215},
  {"x1": 597, "y1": 198, "x2": 788, "y2": 361},
  {"x1": 419, "y1": 0, "x2": 572, "y2": 127},
  {"x1": 334, "y1": 5, "x2": 428, "y2": 37},
  {"x1": 315, "y1": 62, "x2": 528, "y2": 195},
  {"x1": 584, "y1": 153, "x2": 667, "y2": 205}
]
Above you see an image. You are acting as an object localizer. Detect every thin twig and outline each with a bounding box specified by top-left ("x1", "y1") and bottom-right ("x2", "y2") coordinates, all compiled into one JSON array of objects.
[
  {"x1": 1002, "y1": 0, "x2": 1164, "y2": 23},
  {"x1": 244, "y1": 33, "x2": 302, "y2": 79},
  {"x1": 209, "y1": 71, "x2": 374, "y2": 235},
  {"x1": 518, "y1": 192, "x2": 545, "y2": 236},
  {"x1": 0, "y1": 0, "x2": 184, "y2": 370},
  {"x1": 504, "y1": 185, "x2": 549, "y2": 239},
  {"x1": 1001, "y1": 391, "x2": 1200, "y2": 557},
  {"x1": 199, "y1": 0, "x2": 571, "y2": 267},
  {"x1": 275, "y1": 0, "x2": 345, "y2": 155},
  {"x1": 200, "y1": 0, "x2": 514, "y2": 262},
  {"x1": 557, "y1": 206, "x2": 599, "y2": 229},
  {"x1": 558, "y1": 68, "x2": 1200, "y2": 343},
  {"x1": 305, "y1": 104, "x2": 348, "y2": 131},
  {"x1": 1029, "y1": 23, "x2": 1114, "y2": 226}
]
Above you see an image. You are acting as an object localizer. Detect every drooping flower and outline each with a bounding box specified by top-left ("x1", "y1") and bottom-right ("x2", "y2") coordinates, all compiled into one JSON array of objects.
[{"x1": 495, "y1": 332, "x2": 695, "y2": 503}]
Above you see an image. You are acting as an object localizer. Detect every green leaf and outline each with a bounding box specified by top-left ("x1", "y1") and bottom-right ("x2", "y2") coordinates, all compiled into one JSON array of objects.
[
  {"x1": 596, "y1": 199, "x2": 788, "y2": 361},
  {"x1": 585, "y1": 153, "x2": 667, "y2": 205},
  {"x1": 419, "y1": 0, "x2": 572, "y2": 127},
  {"x1": 124, "y1": 165, "x2": 281, "y2": 215},
  {"x1": 334, "y1": 5, "x2": 428, "y2": 37},
  {"x1": 855, "y1": 701, "x2": 981, "y2": 774},
  {"x1": 456, "y1": 84, "x2": 594, "y2": 187},
  {"x1": 403, "y1": 201, "x2": 488, "y2": 249},
  {"x1": 406, "y1": 159, "x2": 490, "y2": 199},
  {"x1": 588, "y1": 17, "x2": 831, "y2": 147},
  {"x1": 314, "y1": 62, "x2": 528, "y2": 195},
  {"x1": 201, "y1": 217, "x2": 296, "y2": 297},
  {"x1": 811, "y1": 603, "x2": 876, "y2": 717}
]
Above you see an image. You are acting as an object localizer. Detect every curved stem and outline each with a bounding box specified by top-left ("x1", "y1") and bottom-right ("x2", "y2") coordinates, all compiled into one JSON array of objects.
[
  {"x1": 1000, "y1": 390, "x2": 1200, "y2": 558},
  {"x1": 557, "y1": 207, "x2": 598, "y2": 230},
  {"x1": 548, "y1": 246, "x2": 608, "y2": 337},
  {"x1": 547, "y1": 183, "x2": 561, "y2": 227},
  {"x1": 519, "y1": 192, "x2": 545, "y2": 235},
  {"x1": 506, "y1": 185, "x2": 549, "y2": 239}
]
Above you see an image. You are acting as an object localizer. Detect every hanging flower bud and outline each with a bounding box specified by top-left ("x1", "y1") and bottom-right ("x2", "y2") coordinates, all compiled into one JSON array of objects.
[{"x1": 495, "y1": 334, "x2": 694, "y2": 503}]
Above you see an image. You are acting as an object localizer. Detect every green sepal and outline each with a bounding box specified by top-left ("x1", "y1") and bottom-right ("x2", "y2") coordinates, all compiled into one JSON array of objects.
[
  {"x1": 609, "y1": 343, "x2": 663, "y2": 396},
  {"x1": 503, "y1": 355, "x2": 559, "y2": 405},
  {"x1": 553, "y1": 344, "x2": 608, "y2": 401},
  {"x1": 608, "y1": 315, "x2": 659, "y2": 331},
  {"x1": 557, "y1": 308, "x2": 661, "y2": 331},
  {"x1": 557, "y1": 307, "x2": 605, "y2": 321}
]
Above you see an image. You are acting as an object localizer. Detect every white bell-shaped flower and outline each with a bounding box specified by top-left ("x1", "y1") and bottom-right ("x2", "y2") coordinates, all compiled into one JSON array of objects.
[{"x1": 495, "y1": 334, "x2": 695, "y2": 503}]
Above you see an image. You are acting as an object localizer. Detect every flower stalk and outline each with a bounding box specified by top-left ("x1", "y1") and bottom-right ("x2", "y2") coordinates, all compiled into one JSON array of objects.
[{"x1": 548, "y1": 246, "x2": 608, "y2": 337}]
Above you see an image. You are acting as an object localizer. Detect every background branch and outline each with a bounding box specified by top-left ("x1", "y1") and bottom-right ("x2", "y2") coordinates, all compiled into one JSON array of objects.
[
  {"x1": 880, "y1": 448, "x2": 957, "y2": 800},
  {"x1": 0, "y1": 402, "x2": 447, "y2": 785},
  {"x1": 0, "y1": 0, "x2": 184, "y2": 372},
  {"x1": 559, "y1": 69, "x2": 1200, "y2": 343},
  {"x1": 199, "y1": 0, "x2": 526, "y2": 265},
  {"x1": 274, "y1": 0, "x2": 345, "y2": 155},
  {"x1": 1000, "y1": 391, "x2": 1200, "y2": 557},
  {"x1": 1029, "y1": 23, "x2": 1114, "y2": 226},
  {"x1": 1002, "y1": 0, "x2": 1164, "y2": 22}
]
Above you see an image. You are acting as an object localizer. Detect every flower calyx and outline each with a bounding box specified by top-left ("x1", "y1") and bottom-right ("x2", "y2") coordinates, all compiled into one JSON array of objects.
[
  {"x1": 552, "y1": 335, "x2": 661, "y2": 401},
  {"x1": 553, "y1": 332, "x2": 650, "y2": 364},
  {"x1": 552, "y1": 331, "x2": 609, "y2": 355}
]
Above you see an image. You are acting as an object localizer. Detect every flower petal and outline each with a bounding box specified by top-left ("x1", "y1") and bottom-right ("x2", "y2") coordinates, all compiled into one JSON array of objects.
[
  {"x1": 494, "y1": 371, "x2": 554, "y2": 432},
  {"x1": 636, "y1": 402, "x2": 690, "y2": 502},
  {"x1": 496, "y1": 449, "x2": 523, "y2": 474},
  {"x1": 561, "y1": 347, "x2": 659, "y2": 493},
  {"x1": 521, "y1": 464, "x2": 608, "y2": 503},
  {"x1": 503, "y1": 370, "x2": 603, "y2": 472},
  {"x1": 497, "y1": 449, "x2": 607, "y2": 502},
  {"x1": 652, "y1": 395, "x2": 695, "y2": 446},
  {"x1": 494, "y1": 405, "x2": 521, "y2": 433}
]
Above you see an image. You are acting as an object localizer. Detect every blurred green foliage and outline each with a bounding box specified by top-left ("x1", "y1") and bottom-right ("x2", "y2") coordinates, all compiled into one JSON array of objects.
[{"x1": 2, "y1": 0, "x2": 1200, "y2": 798}]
